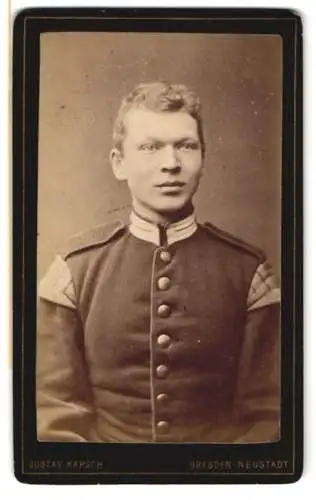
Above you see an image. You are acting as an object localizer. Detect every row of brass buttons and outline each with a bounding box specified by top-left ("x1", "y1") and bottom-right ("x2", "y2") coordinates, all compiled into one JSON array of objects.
[
  {"x1": 156, "y1": 250, "x2": 172, "y2": 435},
  {"x1": 157, "y1": 250, "x2": 172, "y2": 320},
  {"x1": 156, "y1": 390, "x2": 169, "y2": 433}
]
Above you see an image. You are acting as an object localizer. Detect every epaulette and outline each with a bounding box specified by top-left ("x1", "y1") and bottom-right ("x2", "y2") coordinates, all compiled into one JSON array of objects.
[
  {"x1": 63, "y1": 220, "x2": 126, "y2": 259},
  {"x1": 202, "y1": 222, "x2": 266, "y2": 262}
]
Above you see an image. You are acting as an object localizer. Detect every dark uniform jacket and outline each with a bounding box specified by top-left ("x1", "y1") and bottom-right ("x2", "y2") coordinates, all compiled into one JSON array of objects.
[{"x1": 37, "y1": 211, "x2": 281, "y2": 443}]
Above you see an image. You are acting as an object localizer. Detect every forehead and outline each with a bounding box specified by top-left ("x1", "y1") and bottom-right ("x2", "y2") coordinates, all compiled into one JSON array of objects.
[{"x1": 123, "y1": 109, "x2": 199, "y2": 142}]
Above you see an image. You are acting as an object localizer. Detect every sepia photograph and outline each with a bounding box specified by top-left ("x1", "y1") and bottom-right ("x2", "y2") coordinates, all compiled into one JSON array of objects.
[
  {"x1": 13, "y1": 8, "x2": 302, "y2": 484},
  {"x1": 36, "y1": 31, "x2": 281, "y2": 444}
]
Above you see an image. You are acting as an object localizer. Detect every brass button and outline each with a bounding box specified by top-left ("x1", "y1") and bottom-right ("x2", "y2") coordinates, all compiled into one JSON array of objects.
[
  {"x1": 156, "y1": 420, "x2": 170, "y2": 433},
  {"x1": 156, "y1": 364, "x2": 169, "y2": 378},
  {"x1": 160, "y1": 250, "x2": 172, "y2": 263},
  {"x1": 156, "y1": 393, "x2": 169, "y2": 403},
  {"x1": 157, "y1": 276, "x2": 171, "y2": 291},
  {"x1": 157, "y1": 304, "x2": 171, "y2": 318},
  {"x1": 157, "y1": 333, "x2": 171, "y2": 348}
]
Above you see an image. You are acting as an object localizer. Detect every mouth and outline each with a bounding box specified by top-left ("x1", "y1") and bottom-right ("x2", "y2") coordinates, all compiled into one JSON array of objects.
[
  {"x1": 155, "y1": 182, "x2": 186, "y2": 196},
  {"x1": 156, "y1": 181, "x2": 185, "y2": 188}
]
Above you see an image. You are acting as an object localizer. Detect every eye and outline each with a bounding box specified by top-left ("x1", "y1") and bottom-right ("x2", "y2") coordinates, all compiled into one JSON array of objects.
[
  {"x1": 178, "y1": 141, "x2": 200, "y2": 152},
  {"x1": 138, "y1": 142, "x2": 160, "y2": 153}
]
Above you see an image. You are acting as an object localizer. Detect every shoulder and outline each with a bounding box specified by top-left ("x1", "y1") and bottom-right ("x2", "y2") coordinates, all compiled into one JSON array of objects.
[
  {"x1": 200, "y1": 221, "x2": 266, "y2": 263},
  {"x1": 62, "y1": 220, "x2": 127, "y2": 259}
]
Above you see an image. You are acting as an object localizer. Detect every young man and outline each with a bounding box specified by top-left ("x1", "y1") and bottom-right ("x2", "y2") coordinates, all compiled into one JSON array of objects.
[{"x1": 37, "y1": 82, "x2": 281, "y2": 443}]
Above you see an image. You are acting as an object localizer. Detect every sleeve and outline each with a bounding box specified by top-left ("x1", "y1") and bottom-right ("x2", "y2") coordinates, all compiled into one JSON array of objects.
[
  {"x1": 233, "y1": 260, "x2": 281, "y2": 443},
  {"x1": 36, "y1": 255, "x2": 95, "y2": 442}
]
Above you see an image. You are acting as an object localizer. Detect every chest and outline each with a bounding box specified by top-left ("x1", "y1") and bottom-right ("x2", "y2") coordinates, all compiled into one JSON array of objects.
[{"x1": 77, "y1": 233, "x2": 248, "y2": 371}]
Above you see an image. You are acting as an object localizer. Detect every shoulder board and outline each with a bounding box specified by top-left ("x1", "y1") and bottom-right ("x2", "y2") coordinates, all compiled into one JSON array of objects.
[
  {"x1": 63, "y1": 220, "x2": 126, "y2": 259},
  {"x1": 202, "y1": 222, "x2": 266, "y2": 261}
]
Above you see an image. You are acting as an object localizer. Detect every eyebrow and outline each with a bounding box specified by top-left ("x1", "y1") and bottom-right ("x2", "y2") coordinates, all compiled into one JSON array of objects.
[
  {"x1": 137, "y1": 136, "x2": 199, "y2": 144},
  {"x1": 174, "y1": 138, "x2": 200, "y2": 144}
]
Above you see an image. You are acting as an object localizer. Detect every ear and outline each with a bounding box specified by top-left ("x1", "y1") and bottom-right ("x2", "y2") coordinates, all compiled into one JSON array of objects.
[{"x1": 110, "y1": 148, "x2": 127, "y2": 181}]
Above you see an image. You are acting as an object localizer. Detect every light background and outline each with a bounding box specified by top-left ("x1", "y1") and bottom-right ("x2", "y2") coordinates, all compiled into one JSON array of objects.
[{"x1": 38, "y1": 32, "x2": 282, "y2": 279}]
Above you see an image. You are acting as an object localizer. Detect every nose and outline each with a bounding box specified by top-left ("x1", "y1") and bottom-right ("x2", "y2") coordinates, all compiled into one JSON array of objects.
[{"x1": 161, "y1": 145, "x2": 181, "y2": 173}]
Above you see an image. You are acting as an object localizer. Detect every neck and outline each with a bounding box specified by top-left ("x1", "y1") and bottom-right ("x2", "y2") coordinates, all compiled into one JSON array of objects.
[
  {"x1": 131, "y1": 201, "x2": 194, "y2": 226},
  {"x1": 129, "y1": 207, "x2": 198, "y2": 246}
]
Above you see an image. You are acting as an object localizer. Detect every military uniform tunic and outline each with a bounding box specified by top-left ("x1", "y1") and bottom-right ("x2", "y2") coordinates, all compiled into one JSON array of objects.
[{"x1": 37, "y1": 211, "x2": 280, "y2": 443}]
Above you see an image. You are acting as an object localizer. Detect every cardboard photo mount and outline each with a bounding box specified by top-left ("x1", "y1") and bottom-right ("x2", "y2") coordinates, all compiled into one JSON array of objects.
[{"x1": 12, "y1": 7, "x2": 303, "y2": 484}]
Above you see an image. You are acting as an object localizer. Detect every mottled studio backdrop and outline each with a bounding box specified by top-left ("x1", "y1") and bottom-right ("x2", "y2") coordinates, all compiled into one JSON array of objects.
[{"x1": 38, "y1": 33, "x2": 282, "y2": 279}]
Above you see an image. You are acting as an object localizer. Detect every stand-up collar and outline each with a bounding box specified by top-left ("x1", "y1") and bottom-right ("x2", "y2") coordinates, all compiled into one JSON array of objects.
[{"x1": 129, "y1": 210, "x2": 198, "y2": 247}]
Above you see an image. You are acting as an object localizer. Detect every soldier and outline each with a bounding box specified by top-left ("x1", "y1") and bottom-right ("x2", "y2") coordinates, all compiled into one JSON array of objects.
[{"x1": 37, "y1": 82, "x2": 280, "y2": 443}]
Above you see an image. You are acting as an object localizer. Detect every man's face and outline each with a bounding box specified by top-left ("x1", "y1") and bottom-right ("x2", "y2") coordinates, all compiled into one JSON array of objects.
[{"x1": 111, "y1": 109, "x2": 204, "y2": 221}]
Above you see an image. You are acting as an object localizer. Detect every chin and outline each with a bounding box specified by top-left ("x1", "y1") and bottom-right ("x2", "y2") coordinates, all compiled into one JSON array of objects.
[
  {"x1": 152, "y1": 198, "x2": 192, "y2": 216},
  {"x1": 155, "y1": 202, "x2": 186, "y2": 213}
]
